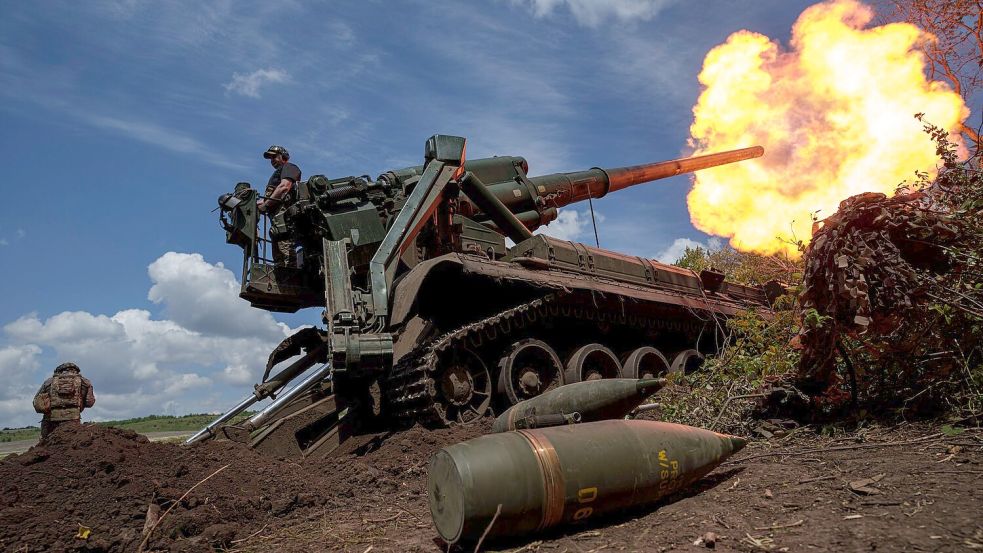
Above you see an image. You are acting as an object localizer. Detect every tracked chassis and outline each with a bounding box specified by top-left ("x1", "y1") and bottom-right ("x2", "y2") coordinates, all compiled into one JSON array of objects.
[
  {"x1": 383, "y1": 244, "x2": 775, "y2": 427},
  {"x1": 189, "y1": 135, "x2": 772, "y2": 457}
]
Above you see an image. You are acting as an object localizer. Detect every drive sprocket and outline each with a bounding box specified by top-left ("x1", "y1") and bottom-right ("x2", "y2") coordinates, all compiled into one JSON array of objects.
[{"x1": 383, "y1": 296, "x2": 557, "y2": 426}]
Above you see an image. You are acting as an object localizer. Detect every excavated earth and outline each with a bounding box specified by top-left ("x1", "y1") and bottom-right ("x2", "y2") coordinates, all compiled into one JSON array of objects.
[{"x1": 0, "y1": 418, "x2": 980, "y2": 552}]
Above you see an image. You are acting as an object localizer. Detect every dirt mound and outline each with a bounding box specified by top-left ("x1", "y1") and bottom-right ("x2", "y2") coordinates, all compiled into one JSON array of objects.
[
  {"x1": 3, "y1": 419, "x2": 981, "y2": 553},
  {"x1": 0, "y1": 421, "x2": 487, "y2": 552}
]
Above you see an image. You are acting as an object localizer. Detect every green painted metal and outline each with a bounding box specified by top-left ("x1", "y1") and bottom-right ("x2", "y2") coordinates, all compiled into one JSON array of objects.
[
  {"x1": 492, "y1": 378, "x2": 666, "y2": 433},
  {"x1": 323, "y1": 204, "x2": 387, "y2": 267},
  {"x1": 428, "y1": 419, "x2": 747, "y2": 544},
  {"x1": 508, "y1": 412, "x2": 581, "y2": 430},
  {"x1": 454, "y1": 214, "x2": 508, "y2": 258},
  {"x1": 218, "y1": 140, "x2": 766, "y2": 321},
  {"x1": 459, "y1": 171, "x2": 534, "y2": 243},
  {"x1": 218, "y1": 183, "x2": 258, "y2": 251},
  {"x1": 203, "y1": 136, "x2": 769, "y2": 454}
]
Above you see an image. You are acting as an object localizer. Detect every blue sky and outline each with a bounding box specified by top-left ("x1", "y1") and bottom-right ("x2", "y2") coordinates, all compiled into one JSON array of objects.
[{"x1": 0, "y1": 0, "x2": 822, "y2": 426}]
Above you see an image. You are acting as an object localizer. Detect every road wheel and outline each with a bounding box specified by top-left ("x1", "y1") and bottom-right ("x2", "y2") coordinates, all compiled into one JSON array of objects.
[
  {"x1": 433, "y1": 346, "x2": 492, "y2": 425},
  {"x1": 670, "y1": 349, "x2": 706, "y2": 374},
  {"x1": 565, "y1": 343, "x2": 621, "y2": 383},
  {"x1": 621, "y1": 346, "x2": 673, "y2": 380},
  {"x1": 497, "y1": 338, "x2": 564, "y2": 406}
]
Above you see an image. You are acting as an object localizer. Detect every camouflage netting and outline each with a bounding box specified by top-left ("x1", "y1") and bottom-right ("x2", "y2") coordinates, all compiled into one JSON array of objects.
[{"x1": 796, "y1": 154, "x2": 983, "y2": 413}]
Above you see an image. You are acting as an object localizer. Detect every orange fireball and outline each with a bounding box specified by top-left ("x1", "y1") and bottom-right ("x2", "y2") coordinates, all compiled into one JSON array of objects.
[{"x1": 688, "y1": 0, "x2": 970, "y2": 257}]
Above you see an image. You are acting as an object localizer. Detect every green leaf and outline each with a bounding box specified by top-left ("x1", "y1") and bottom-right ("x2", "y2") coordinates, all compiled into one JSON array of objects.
[{"x1": 941, "y1": 424, "x2": 964, "y2": 437}]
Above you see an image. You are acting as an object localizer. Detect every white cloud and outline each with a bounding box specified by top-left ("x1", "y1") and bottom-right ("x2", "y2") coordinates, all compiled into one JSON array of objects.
[
  {"x1": 162, "y1": 373, "x2": 212, "y2": 395},
  {"x1": 224, "y1": 68, "x2": 289, "y2": 98},
  {"x1": 0, "y1": 252, "x2": 296, "y2": 427},
  {"x1": 78, "y1": 113, "x2": 243, "y2": 170},
  {"x1": 220, "y1": 364, "x2": 254, "y2": 385},
  {"x1": 535, "y1": 209, "x2": 607, "y2": 242},
  {"x1": 0, "y1": 344, "x2": 43, "y2": 428},
  {"x1": 536, "y1": 209, "x2": 586, "y2": 241},
  {"x1": 654, "y1": 238, "x2": 702, "y2": 264},
  {"x1": 84, "y1": 391, "x2": 189, "y2": 421},
  {"x1": 0, "y1": 345, "x2": 42, "y2": 388},
  {"x1": 6, "y1": 311, "x2": 122, "y2": 344},
  {"x1": 654, "y1": 236, "x2": 722, "y2": 264},
  {"x1": 513, "y1": 0, "x2": 675, "y2": 27},
  {"x1": 147, "y1": 252, "x2": 287, "y2": 339}
]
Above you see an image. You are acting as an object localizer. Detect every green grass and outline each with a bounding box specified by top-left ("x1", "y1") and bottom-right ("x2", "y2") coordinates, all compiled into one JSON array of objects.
[
  {"x1": 0, "y1": 427, "x2": 39, "y2": 442},
  {"x1": 1, "y1": 412, "x2": 255, "y2": 443}
]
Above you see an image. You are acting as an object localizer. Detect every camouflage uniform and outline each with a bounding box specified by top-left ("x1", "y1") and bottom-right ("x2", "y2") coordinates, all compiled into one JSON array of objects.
[
  {"x1": 32, "y1": 363, "x2": 95, "y2": 439},
  {"x1": 263, "y1": 145, "x2": 302, "y2": 267},
  {"x1": 264, "y1": 179, "x2": 298, "y2": 267}
]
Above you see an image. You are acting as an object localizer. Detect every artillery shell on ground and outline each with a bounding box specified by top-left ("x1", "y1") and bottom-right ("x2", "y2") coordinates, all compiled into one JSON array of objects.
[
  {"x1": 491, "y1": 378, "x2": 666, "y2": 433},
  {"x1": 428, "y1": 419, "x2": 746, "y2": 544}
]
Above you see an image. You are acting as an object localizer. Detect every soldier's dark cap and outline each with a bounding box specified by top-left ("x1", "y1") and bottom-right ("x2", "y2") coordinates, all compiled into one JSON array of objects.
[
  {"x1": 263, "y1": 145, "x2": 289, "y2": 159},
  {"x1": 54, "y1": 362, "x2": 80, "y2": 373}
]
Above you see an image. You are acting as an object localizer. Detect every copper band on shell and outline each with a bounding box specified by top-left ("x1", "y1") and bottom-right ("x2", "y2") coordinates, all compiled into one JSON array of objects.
[{"x1": 518, "y1": 429, "x2": 565, "y2": 530}]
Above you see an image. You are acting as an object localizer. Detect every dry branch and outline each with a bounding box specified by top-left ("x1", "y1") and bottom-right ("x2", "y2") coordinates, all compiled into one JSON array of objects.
[
  {"x1": 729, "y1": 433, "x2": 943, "y2": 463},
  {"x1": 137, "y1": 463, "x2": 231, "y2": 552}
]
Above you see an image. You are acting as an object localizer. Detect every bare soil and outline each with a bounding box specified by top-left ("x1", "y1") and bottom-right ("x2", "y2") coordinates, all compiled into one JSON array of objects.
[
  {"x1": 1, "y1": 418, "x2": 980, "y2": 553},
  {"x1": 0, "y1": 432, "x2": 193, "y2": 459}
]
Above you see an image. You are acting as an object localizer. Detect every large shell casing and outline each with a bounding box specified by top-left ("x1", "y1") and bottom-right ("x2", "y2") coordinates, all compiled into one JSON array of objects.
[
  {"x1": 428, "y1": 419, "x2": 746, "y2": 544},
  {"x1": 492, "y1": 378, "x2": 666, "y2": 433}
]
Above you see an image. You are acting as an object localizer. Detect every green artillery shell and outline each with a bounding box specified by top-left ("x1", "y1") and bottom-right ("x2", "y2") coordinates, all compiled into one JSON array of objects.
[
  {"x1": 428, "y1": 419, "x2": 746, "y2": 544},
  {"x1": 492, "y1": 378, "x2": 666, "y2": 433}
]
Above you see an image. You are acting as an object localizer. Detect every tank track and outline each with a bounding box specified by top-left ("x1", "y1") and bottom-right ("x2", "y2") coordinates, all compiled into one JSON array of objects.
[
  {"x1": 383, "y1": 289, "x2": 713, "y2": 426},
  {"x1": 383, "y1": 295, "x2": 559, "y2": 426}
]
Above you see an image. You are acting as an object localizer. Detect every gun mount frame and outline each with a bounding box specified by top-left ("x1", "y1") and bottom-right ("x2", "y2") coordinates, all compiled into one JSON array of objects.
[{"x1": 193, "y1": 136, "x2": 770, "y2": 456}]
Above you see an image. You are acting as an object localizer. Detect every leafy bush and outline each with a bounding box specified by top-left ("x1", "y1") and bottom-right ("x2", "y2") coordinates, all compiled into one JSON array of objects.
[
  {"x1": 659, "y1": 124, "x2": 983, "y2": 428},
  {"x1": 795, "y1": 119, "x2": 983, "y2": 418},
  {"x1": 656, "y1": 246, "x2": 803, "y2": 434}
]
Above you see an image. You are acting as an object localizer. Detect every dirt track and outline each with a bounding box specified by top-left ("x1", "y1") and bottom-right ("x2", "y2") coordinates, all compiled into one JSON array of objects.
[{"x1": 0, "y1": 419, "x2": 980, "y2": 552}]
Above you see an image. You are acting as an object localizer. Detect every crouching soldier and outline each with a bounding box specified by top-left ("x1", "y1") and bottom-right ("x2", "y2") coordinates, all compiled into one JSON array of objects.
[{"x1": 32, "y1": 362, "x2": 96, "y2": 439}]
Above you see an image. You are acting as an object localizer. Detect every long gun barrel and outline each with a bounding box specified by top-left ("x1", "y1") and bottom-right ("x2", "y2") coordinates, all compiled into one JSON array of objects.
[
  {"x1": 461, "y1": 146, "x2": 763, "y2": 234},
  {"x1": 531, "y1": 145, "x2": 764, "y2": 207}
]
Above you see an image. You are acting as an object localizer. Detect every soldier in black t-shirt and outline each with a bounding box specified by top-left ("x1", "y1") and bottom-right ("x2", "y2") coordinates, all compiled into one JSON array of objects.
[{"x1": 258, "y1": 145, "x2": 302, "y2": 267}]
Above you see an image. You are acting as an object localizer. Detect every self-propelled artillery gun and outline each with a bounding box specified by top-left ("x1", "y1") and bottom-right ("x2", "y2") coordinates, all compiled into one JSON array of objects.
[{"x1": 187, "y1": 135, "x2": 774, "y2": 457}]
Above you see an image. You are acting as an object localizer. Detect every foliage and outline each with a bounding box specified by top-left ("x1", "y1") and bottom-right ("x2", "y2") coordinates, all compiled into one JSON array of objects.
[
  {"x1": 662, "y1": 120, "x2": 983, "y2": 428},
  {"x1": 0, "y1": 427, "x2": 42, "y2": 442},
  {"x1": 656, "y1": 299, "x2": 802, "y2": 434},
  {"x1": 656, "y1": 248, "x2": 803, "y2": 434},
  {"x1": 674, "y1": 244, "x2": 801, "y2": 286},
  {"x1": 796, "y1": 119, "x2": 983, "y2": 417},
  {"x1": 0, "y1": 412, "x2": 255, "y2": 442}
]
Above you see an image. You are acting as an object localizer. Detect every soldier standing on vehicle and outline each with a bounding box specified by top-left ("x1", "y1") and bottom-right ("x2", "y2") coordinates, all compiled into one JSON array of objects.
[
  {"x1": 32, "y1": 362, "x2": 96, "y2": 439},
  {"x1": 257, "y1": 145, "x2": 302, "y2": 267}
]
